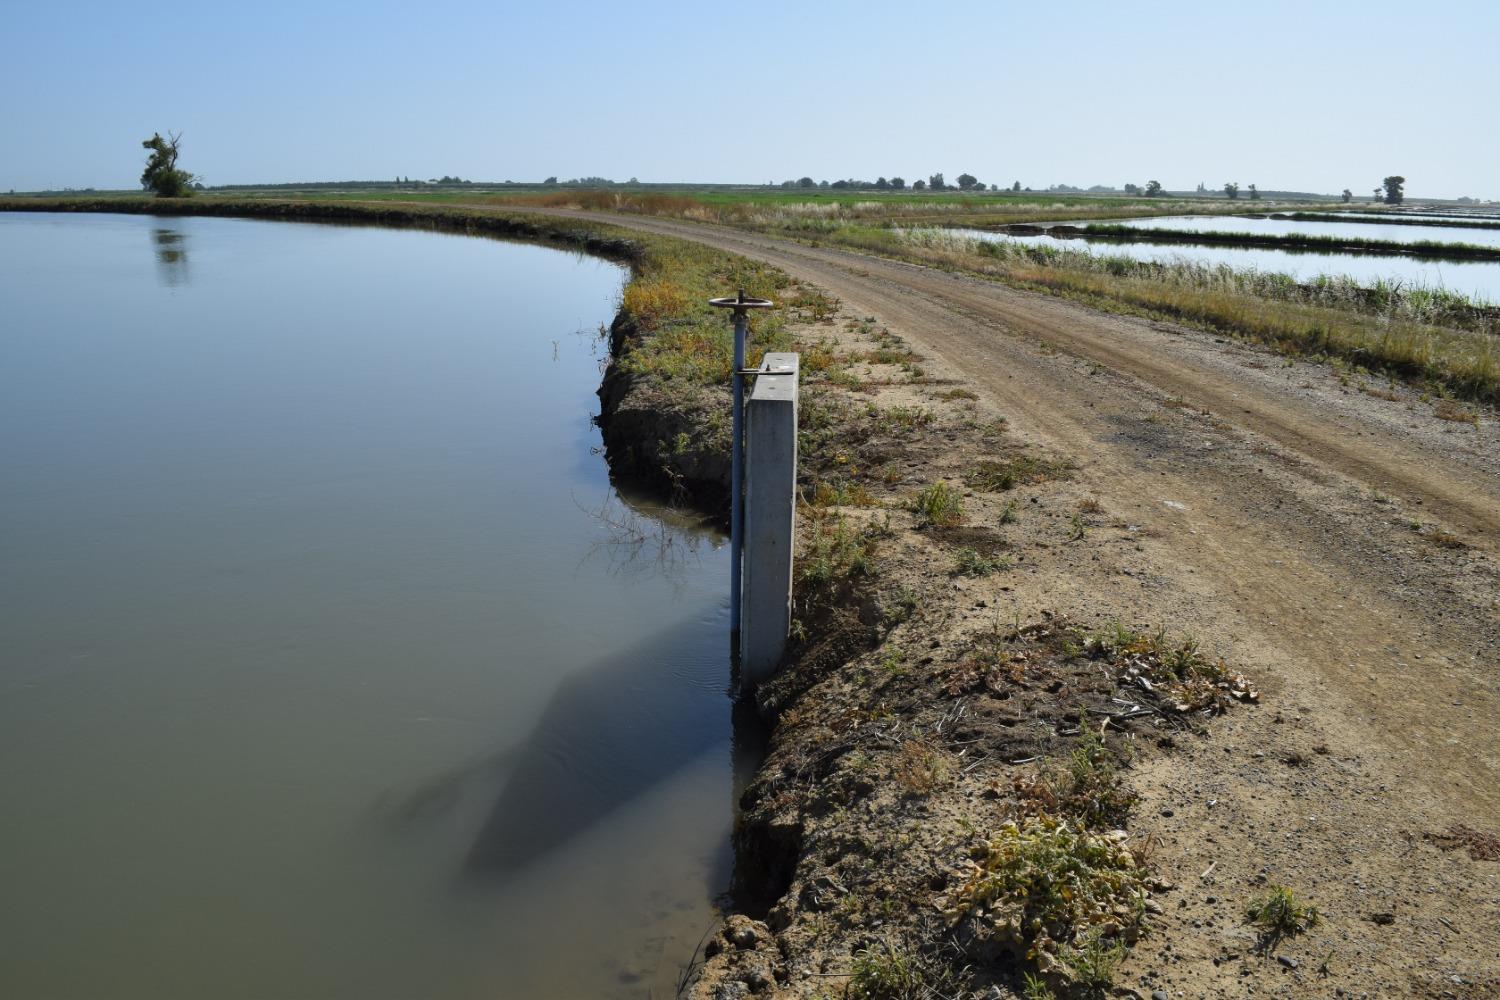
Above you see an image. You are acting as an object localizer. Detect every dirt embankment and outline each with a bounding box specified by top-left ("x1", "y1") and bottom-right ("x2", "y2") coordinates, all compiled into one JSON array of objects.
[
  {"x1": 550, "y1": 208, "x2": 1500, "y2": 999},
  {"x1": 595, "y1": 311, "x2": 735, "y2": 509}
]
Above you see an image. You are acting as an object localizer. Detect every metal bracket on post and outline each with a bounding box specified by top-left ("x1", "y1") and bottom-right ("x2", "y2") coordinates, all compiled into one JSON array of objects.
[{"x1": 708, "y1": 290, "x2": 774, "y2": 652}]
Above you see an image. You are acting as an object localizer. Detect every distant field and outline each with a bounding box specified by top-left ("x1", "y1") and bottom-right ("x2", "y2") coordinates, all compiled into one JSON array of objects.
[{"x1": 3, "y1": 183, "x2": 1215, "y2": 212}]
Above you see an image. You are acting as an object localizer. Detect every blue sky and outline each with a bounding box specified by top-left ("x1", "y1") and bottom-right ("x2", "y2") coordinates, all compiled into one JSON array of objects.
[{"x1": 4, "y1": 0, "x2": 1496, "y2": 198}]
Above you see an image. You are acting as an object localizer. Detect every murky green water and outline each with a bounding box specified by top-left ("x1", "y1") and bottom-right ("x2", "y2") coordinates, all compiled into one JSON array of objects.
[{"x1": 0, "y1": 212, "x2": 752, "y2": 999}]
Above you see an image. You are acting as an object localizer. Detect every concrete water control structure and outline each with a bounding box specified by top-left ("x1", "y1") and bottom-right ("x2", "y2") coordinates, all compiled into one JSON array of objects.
[
  {"x1": 708, "y1": 291, "x2": 797, "y2": 690},
  {"x1": 741, "y1": 352, "x2": 799, "y2": 687}
]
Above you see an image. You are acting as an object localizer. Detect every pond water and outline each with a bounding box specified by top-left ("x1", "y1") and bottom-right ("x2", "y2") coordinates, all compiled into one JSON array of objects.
[
  {"x1": 956, "y1": 227, "x2": 1500, "y2": 304},
  {"x1": 1332, "y1": 210, "x2": 1500, "y2": 223},
  {"x1": 0, "y1": 212, "x2": 754, "y2": 999},
  {"x1": 1106, "y1": 214, "x2": 1500, "y2": 249}
]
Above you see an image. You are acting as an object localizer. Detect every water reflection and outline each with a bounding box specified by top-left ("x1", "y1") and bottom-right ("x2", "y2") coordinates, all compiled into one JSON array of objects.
[
  {"x1": 151, "y1": 226, "x2": 190, "y2": 286},
  {"x1": 575, "y1": 489, "x2": 724, "y2": 593}
]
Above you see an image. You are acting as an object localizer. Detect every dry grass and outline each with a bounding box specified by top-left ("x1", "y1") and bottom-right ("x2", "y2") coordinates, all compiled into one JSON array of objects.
[
  {"x1": 966, "y1": 454, "x2": 1071, "y2": 492},
  {"x1": 619, "y1": 276, "x2": 690, "y2": 329},
  {"x1": 894, "y1": 740, "x2": 952, "y2": 795},
  {"x1": 1417, "y1": 525, "x2": 1466, "y2": 549},
  {"x1": 1432, "y1": 823, "x2": 1500, "y2": 861},
  {"x1": 1434, "y1": 399, "x2": 1480, "y2": 425}
]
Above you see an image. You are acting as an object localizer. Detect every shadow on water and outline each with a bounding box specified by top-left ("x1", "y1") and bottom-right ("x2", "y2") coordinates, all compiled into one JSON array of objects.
[
  {"x1": 366, "y1": 485, "x2": 770, "y2": 895},
  {"x1": 462, "y1": 615, "x2": 757, "y2": 878},
  {"x1": 151, "y1": 226, "x2": 190, "y2": 286},
  {"x1": 370, "y1": 574, "x2": 766, "y2": 892}
]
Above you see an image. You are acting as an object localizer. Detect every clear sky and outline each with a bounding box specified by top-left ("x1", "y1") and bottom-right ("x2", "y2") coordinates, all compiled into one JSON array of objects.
[{"x1": 4, "y1": 0, "x2": 1496, "y2": 198}]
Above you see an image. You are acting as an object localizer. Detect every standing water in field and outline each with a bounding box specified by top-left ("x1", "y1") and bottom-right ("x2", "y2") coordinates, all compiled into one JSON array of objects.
[
  {"x1": 952, "y1": 221, "x2": 1500, "y2": 303},
  {"x1": 0, "y1": 212, "x2": 754, "y2": 999}
]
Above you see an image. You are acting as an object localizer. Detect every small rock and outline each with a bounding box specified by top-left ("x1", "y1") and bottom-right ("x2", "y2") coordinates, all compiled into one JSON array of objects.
[
  {"x1": 743, "y1": 966, "x2": 773, "y2": 991},
  {"x1": 1153, "y1": 991, "x2": 1170, "y2": 1000},
  {"x1": 1369, "y1": 911, "x2": 1395, "y2": 925},
  {"x1": 1278, "y1": 955, "x2": 1299, "y2": 969}
]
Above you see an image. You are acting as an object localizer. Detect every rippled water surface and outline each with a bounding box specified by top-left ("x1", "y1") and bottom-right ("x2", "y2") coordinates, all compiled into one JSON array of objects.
[{"x1": 0, "y1": 212, "x2": 750, "y2": 999}]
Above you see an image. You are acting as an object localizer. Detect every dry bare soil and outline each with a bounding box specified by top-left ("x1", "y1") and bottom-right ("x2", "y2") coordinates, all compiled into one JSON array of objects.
[{"x1": 544, "y1": 208, "x2": 1500, "y2": 998}]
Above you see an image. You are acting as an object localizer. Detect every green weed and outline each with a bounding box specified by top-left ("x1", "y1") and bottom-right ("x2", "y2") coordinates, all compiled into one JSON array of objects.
[
  {"x1": 1246, "y1": 885, "x2": 1320, "y2": 951},
  {"x1": 911, "y1": 481, "x2": 964, "y2": 528}
]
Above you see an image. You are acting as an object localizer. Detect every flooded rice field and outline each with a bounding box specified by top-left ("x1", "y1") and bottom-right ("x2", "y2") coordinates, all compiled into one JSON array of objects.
[
  {"x1": 956, "y1": 219, "x2": 1500, "y2": 303},
  {"x1": 1107, "y1": 213, "x2": 1500, "y2": 249}
]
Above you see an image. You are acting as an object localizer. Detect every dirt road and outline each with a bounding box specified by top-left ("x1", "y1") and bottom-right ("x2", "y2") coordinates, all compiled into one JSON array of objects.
[{"x1": 509, "y1": 207, "x2": 1500, "y2": 994}]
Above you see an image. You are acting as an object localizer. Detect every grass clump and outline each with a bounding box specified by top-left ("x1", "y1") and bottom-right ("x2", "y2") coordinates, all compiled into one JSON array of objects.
[
  {"x1": 1012, "y1": 726, "x2": 1138, "y2": 830},
  {"x1": 950, "y1": 816, "x2": 1146, "y2": 975},
  {"x1": 846, "y1": 942, "x2": 952, "y2": 1000},
  {"x1": 1084, "y1": 623, "x2": 1257, "y2": 714},
  {"x1": 895, "y1": 740, "x2": 952, "y2": 795},
  {"x1": 1246, "y1": 885, "x2": 1320, "y2": 951},
  {"x1": 966, "y1": 454, "x2": 1070, "y2": 492},
  {"x1": 797, "y1": 511, "x2": 878, "y2": 589},
  {"x1": 1434, "y1": 399, "x2": 1479, "y2": 425},
  {"x1": 811, "y1": 478, "x2": 877, "y2": 508},
  {"x1": 953, "y1": 546, "x2": 1007, "y2": 577},
  {"x1": 1021, "y1": 972, "x2": 1057, "y2": 1000},
  {"x1": 910, "y1": 481, "x2": 964, "y2": 528},
  {"x1": 1060, "y1": 930, "x2": 1127, "y2": 993},
  {"x1": 876, "y1": 405, "x2": 933, "y2": 435}
]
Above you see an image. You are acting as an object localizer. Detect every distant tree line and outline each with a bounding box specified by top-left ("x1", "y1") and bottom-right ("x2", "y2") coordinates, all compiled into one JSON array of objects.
[{"x1": 777, "y1": 172, "x2": 1002, "y2": 192}]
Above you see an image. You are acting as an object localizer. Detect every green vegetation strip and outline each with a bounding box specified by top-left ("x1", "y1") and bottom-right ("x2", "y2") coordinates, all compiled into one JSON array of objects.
[{"x1": 1073, "y1": 223, "x2": 1500, "y2": 260}]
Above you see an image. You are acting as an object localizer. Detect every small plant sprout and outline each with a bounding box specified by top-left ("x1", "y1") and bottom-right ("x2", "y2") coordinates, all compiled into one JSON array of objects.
[
  {"x1": 953, "y1": 546, "x2": 1006, "y2": 577},
  {"x1": 1246, "y1": 885, "x2": 1320, "y2": 951}
]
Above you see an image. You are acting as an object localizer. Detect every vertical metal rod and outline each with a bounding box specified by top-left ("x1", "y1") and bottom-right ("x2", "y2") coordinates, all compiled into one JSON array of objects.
[
  {"x1": 710, "y1": 287, "x2": 771, "y2": 655},
  {"x1": 729, "y1": 307, "x2": 748, "y2": 640}
]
